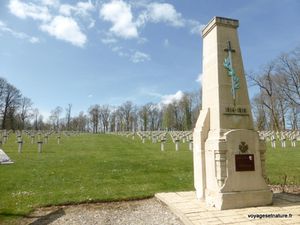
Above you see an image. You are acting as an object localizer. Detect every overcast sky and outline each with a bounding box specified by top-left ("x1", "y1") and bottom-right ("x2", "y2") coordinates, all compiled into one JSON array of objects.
[{"x1": 1, "y1": 0, "x2": 300, "y2": 118}]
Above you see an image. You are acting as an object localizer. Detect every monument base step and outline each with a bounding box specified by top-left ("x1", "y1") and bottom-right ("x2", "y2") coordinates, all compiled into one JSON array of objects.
[{"x1": 206, "y1": 189, "x2": 273, "y2": 210}]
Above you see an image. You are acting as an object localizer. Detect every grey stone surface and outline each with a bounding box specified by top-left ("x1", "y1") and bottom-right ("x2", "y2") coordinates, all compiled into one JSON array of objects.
[
  {"x1": 0, "y1": 149, "x2": 13, "y2": 164},
  {"x1": 20, "y1": 198, "x2": 184, "y2": 225}
]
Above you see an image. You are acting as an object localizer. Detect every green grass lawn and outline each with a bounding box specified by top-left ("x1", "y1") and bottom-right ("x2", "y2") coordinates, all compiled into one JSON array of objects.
[
  {"x1": 0, "y1": 134, "x2": 299, "y2": 224},
  {"x1": 265, "y1": 141, "x2": 300, "y2": 185},
  {"x1": 0, "y1": 134, "x2": 193, "y2": 224}
]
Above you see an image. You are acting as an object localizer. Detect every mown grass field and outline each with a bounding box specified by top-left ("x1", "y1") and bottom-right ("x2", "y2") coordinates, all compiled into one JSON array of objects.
[
  {"x1": 0, "y1": 134, "x2": 193, "y2": 224},
  {"x1": 265, "y1": 141, "x2": 300, "y2": 185},
  {"x1": 0, "y1": 134, "x2": 299, "y2": 224}
]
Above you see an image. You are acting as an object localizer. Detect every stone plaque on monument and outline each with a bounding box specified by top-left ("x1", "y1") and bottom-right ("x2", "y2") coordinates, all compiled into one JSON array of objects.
[
  {"x1": 235, "y1": 154, "x2": 255, "y2": 171},
  {"x1": 193, "y1": 16, "x2": 272, "y2": 209}
]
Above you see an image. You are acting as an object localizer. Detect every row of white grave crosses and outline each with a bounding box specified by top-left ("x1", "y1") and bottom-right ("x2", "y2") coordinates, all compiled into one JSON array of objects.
[
  {"x1": 114, "y1": 131, "x2": 194, "y2": 151},
  {"x1": 258, "y1": 130, "x2": 300, "y2": 148},
  {"x1": 0, "y1": 130, "x2": 75, "y2": 153}
]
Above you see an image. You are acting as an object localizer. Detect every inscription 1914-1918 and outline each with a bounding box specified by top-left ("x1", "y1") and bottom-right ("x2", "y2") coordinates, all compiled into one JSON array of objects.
[
  {"x1": 225, "y1": 107, "x2": 247, "y2": 113},
  {"x1": 224, "y1": 106, "x2": 248, "y2": 116},
  {"x1": 235, "y1": 154, "x2": 255, "y2": 171}
]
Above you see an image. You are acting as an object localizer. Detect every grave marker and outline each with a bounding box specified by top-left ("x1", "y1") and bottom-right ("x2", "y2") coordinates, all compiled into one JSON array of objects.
[
  {"x1": 17, "y1": 139, "x2": 23, "y2": 153},
  {"x1": 37, "y1": 141, "x2": 43, "y2": 153},
  {"x1": 189, "y1": 139, "x2": 193, "y2": 151},
  {"x1": 175, "y1": 139, "x2": 179, "y2": 151},
  {"x1": 160, "y1": 139, "x2": 165, "y2": 151}
]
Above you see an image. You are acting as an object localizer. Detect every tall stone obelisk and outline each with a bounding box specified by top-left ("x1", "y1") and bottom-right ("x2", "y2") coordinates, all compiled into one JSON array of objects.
[{"x1": 193, "y1": 17, "x2": 272, "y2": 209}]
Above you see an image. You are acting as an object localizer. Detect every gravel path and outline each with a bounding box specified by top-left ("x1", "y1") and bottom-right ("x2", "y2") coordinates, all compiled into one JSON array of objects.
[{"x1": 20, "y1": 198, "x2": 184, "y2": 225}]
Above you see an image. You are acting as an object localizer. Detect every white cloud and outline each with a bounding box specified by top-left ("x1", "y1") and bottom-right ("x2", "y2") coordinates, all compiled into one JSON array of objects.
[
  {"x1": 105, "y1": 44, "x2": 150, "y2": 63},
  {"x1": 88, "y1": 94, "x2": 93, "y2": 98},
  {"x1": 111, "y1": 46, "x2": 122, "y2": 52},
  {"x1": 88, "y1": 19, "x2": 96, "y2": 28},
  {"x1": 100, "y1": 0, "x2": 138, "y2": 39},
  {"x1": 29, "y1": 36, "x2": 40, "y2": 43},
  {"x1": 59, "y1": 4, "x2": 74, "y2": 16},
  {"x1": 7, "y1": 0, "x2": 94, "y2": 47},
  {"x1": 112, "y1": 46, "x2": 129, "y2": 57},
  {"x1": 196, "y1": 73, "x2": 203, "y2": 83},
  {"x1": 187, "y1": 20, "x2": 205, "y2": 35},
  {"x1": 135, "y1": 3, "x2": 204, "y2": 37},
  {"x1": 139, "y1": 87, "x2": 162, "y2": 98},
  {"x1": 0, "y1": 20, "x2": 40, "y2": 44},
  {"x1": 146, "y1": 3, "x2": 184, "y2": 27},
  {"x1": 137, "y1": 37, "x2": 147, "y2": 44},
  {"x1": 161, "y1": 90, "x2": 184, "y2": 105},
  {"x1": 8, "y1": 0, "x2": 52, "y2": 22},
  {"x1": 59, "y1": 1, "x2": 95, "y2": 17},
  {"x1": 41, "y1": 0, "x2": 60, "y2": 7},
  {"x1": 163, "y1": 38, "x2": 169, "y2": 47},
  {"x1": 101, "y1": 37, "x2": 118, "y2": 44},
  {"x1": 131, "y1": 51, "x2": 150, "y2": 63},
  {"x1": 77, "y1": 1, "x2": 94, "y2": 13},
  {"x1": 40, "y1": 16, "x2": 87, "y2": 47}
]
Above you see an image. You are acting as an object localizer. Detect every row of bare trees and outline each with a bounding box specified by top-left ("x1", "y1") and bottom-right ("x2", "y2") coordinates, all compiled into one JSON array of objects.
[
  {"x1": 1, "y1": 84, "x2": 200, "y2": 132},
  {"x1": 0, "y1": 78, "x2": 34, "y2": 130},
  {"x1": 87, "y1": 91, "x2": 201, "y2": 133},
  {"x1": 249, "y1": 47, "x2": 300, "y2": 131}
]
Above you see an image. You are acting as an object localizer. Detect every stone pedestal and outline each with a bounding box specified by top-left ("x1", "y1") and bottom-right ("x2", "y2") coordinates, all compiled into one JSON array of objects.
[{"x1": 193, "y1": 17, "x2": 272, "y2": 210}]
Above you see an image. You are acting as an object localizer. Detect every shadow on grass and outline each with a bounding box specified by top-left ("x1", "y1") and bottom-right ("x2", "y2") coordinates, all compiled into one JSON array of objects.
[
  {"x1": 0, "y1": 212, "x2": 27, "y2": 221},
  {"x1": 28, "y1": 208, "x2": 65, "y2": 225}
]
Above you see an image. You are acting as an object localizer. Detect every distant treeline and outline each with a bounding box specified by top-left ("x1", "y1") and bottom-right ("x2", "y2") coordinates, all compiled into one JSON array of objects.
[
  {"x1": 41, "y1": 90, "x2": 201, "y2": 133},
  {"x1": 0, "y1": 77, "x2": 201, "y2": 132}
]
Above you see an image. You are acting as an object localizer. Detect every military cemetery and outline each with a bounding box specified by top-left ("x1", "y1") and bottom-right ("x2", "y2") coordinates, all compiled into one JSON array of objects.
[{"x1": 1, "y1": 1, "x2": 300, "y2": 225}]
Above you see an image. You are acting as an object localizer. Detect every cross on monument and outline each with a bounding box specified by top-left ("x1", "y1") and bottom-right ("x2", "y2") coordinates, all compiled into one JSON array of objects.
[{"x1": 224, "y1": 40, "x2": 240, "y2": 105}]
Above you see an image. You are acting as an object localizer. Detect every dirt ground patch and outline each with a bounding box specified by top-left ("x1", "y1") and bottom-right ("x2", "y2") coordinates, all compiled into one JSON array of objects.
[{"x1": 20, "y1": 198, "x2": 183, "y2": 225}]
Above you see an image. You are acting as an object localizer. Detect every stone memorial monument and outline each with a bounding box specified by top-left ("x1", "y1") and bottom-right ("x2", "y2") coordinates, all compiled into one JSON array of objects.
[{"x1": 193, "y1": 17, "x2": 272, "y2": 209}]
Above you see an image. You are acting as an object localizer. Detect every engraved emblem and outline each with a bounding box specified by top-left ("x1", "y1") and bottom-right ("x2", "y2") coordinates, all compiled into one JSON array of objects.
[{"x1": 239, "y1": 141, "x2": 248, "y2": 153}]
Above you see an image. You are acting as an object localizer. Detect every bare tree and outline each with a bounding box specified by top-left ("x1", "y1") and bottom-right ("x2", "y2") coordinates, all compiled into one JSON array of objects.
[
  {"x1": 33, "y1": 108, "x2": 39, "y2": 130},
  {"x1": 50, "y1": 106, "x2": 63, "y2": 130},
  {"x1": 148, "y1": 104, "x2": 161, "y2": 131},
  {"x1": 89, "y1": 105, "x2": 100, "y2": 133},
  {"x1": 248, "y1": 47, "x2": 300, "y2": 130},
  {"x1": 138, "y1": 103, "x2": 152, "y2": 131},
  {"x1": 37, "y1": 115, "x2": 44, "y2": 130},
  {"x1": 65, "y1": 104, "x2": 72, "y2": 130},
  {"x1": 18, "y1": 97, "x2": 33, "y2": 129},
  {"x1": 72, "y1": 111, "x2": 88, "y2": 132},
  {"x1": 1, "y1": 82, "x2": 21, "y2": 129},
  {"x1": 109, "y1": 108, "x2": 117, "y2": 132},
  {"x1": 252, "y1": 93, "x2": 268, "y2": 130},
  {"x1": 180, "y1": 93, "x2": 193, "y2": 130},
  {"x1": 99, "y1": 105, "x2": 111, "y2": 133},
  {"x1": 276, "y1": 52, "x2": 300, "y2": 106},
  {"x1": 190, "y1": 89, "x2": 202, "y2": 128},
  {"x1": 288, "y1": 102, "x2": 299, "y2": 130},
  {"x1": 119, "y1": 101, "x2": 135, "y2": 131},
  {"x1": 248, "y1": 63, "x2": 281, "y2": 130},
  {"x1": 162, "y1": 104, "x2": 174, "y2": 130},
  {"x1": 0, "y1": 78, "x2": 7, "y2": 109}
]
